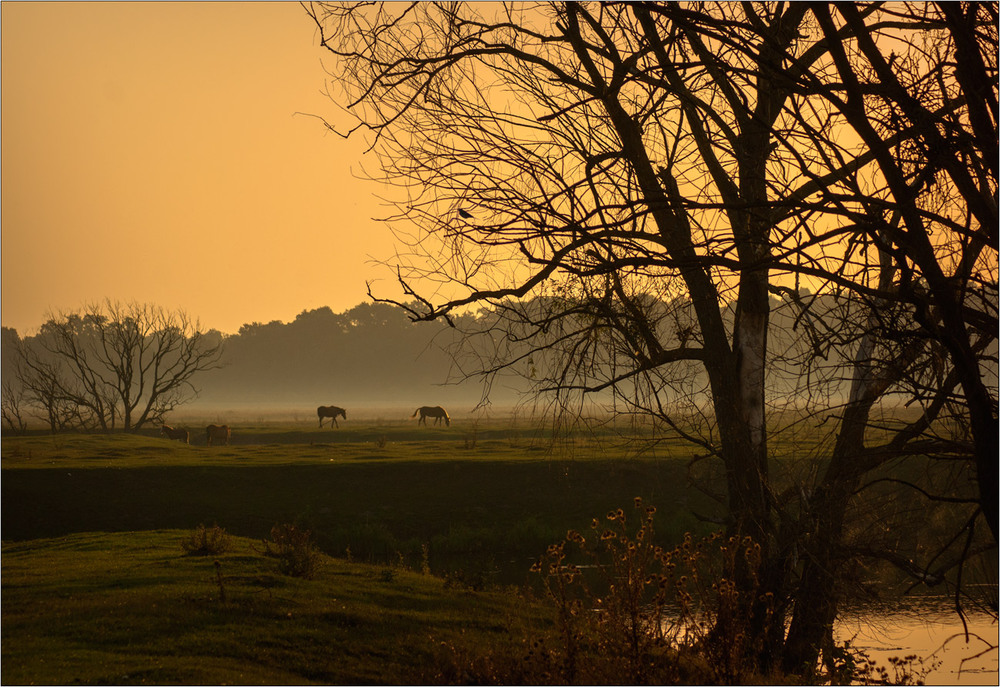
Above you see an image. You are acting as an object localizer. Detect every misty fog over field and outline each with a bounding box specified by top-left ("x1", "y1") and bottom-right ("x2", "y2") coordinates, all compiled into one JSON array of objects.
[
  {"x1": 181, "y1": 302, "x2": 523, "y2": 421},
  {"x1": 7, "y1": 296, "x2": 996, "y2": 430},
  {"x1": 2, "y1": 301, "x2": 524, "y2": 429}
]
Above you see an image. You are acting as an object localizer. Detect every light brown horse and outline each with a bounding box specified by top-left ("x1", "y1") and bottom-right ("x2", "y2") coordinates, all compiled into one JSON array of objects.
[
  {"x1": 317, "y1": 405, "x2": 347, "y2": 428},
  {"x1": 206, "y1": 424, "x2": 231, "y2": 446},
  {"x1": 412, "y1": 406, "x2": 450, "y2": 426},
  {"x1": 160, "y1": 424, "x2": 189, "y2": 443}
]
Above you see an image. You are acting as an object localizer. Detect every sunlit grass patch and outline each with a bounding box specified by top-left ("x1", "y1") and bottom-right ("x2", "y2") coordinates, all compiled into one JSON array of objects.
[{"x1": 1, "y1": 530, "x2": 552, "y2": 685}]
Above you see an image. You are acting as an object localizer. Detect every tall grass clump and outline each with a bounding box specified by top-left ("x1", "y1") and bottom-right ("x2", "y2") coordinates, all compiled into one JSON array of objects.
[
  {"x1": 181, "y1": 523, "x2": 231, "y2": 556},
  {"x1": 262, "y1": 523, "x2": 321, "y2": 578},
  {"x1": 529, "y1": 497, "x2": 692, "y2": 684},
  {"x1": 529, "y1": 498, "x2": 791, "y2": 683}
]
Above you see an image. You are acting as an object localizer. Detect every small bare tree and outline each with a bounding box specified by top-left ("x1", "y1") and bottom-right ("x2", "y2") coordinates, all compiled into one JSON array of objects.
[
  {"x1": 1, "y1": 374, "x2": 28, "y2": 434},
  {"x1": 18, "y1": 300, "x2": 224, "y2": 431}
]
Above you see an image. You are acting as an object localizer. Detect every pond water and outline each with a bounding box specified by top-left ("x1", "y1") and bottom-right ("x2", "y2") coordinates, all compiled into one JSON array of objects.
[{"x1": 836, "y1": 594, "x2": 997, "y2": 686}]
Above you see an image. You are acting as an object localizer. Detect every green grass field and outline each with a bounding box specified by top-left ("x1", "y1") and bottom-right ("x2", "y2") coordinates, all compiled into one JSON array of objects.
[
  {"x1": 2, "y1": 418, "x2": 973, "y2": 684},
  {"x1": 2, "y1": 529, "x2": 552, "y2": 685},
  {"x1": 2, "y1": 423, "x2": 717, "y2": 573},
  {"x1": 1, "y1": 421, "x2": 717, "y2": 684}
]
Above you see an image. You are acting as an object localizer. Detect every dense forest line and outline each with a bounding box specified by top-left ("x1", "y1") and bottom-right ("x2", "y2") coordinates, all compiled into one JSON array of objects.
[
  {"x1": 1, "y1": 302, "x2": 513, "y2": 426},
  {"x1": 194, "y1": 302, "x2": 511, "y2": 410},
  {"x1": 7, "y1": 292, "x2": 965, "y2": 427}
]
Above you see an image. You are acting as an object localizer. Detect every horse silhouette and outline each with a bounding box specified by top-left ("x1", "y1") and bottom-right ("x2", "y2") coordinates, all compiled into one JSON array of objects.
[
  {"x1": 206, "y1": 424, "x2": 230, "y2": 446},
  {"x1": 317, "y1": 405, "x2": 347, "y2": 428},
  {"x1": 412, "y1": 406, "x2": 450, "y2": 427},
  {"x1": 160, "y1": 424, "x2": 189, "y2": 443}
]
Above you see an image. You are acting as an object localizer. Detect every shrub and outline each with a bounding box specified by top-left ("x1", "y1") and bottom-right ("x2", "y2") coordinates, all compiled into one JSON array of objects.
[
  {"x1": 525, "y1": 499, "x2": 778, "y2": 683},
  {"x1": 263, "y1": 523, "x2": 321, "y2": 579},
  {"x1": 530, "y1": 497, "x2": 685, "y2": 684},
  {"x1": 526, "y1": 499, "x2": 925, "y2": 685},
  {"x1": 443, "y1": 568, "x2": 491, "y2": 592},
  {"x1": 181, "y1": 523, "x2": 231, "y2": 556},
  {"x1": 422, "y1": 500, "x2": 940, "y2": 685}
]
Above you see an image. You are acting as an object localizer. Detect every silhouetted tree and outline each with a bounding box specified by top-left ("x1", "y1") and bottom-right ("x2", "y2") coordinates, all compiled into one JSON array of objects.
[
  {"x1": 1, "y1": 328, "x2": 29, "y2": 433},
  {"x1": 809, "y1": 1, "x2": 997, "y2": 534},
  {"x1": 771, "y1": 4, "x2": 999, "y2": 668},
  {"x1": 308, "y1": 1, "x2": 996, "y2": 673},
  {"x1": 16, "y1": 301, "x2": 224, "y2": 431}
]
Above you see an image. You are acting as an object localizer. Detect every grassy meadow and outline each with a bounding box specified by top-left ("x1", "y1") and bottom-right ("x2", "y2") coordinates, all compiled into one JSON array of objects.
[
  {"x1": 1, "y1": 415, "x2": 978, "y2": 684},
  {"x1": 2, "y1": 529, "x2": 553, "y2": 685},
  {"x1": 2, "y1": 419, "x2": 717, "y2": 571},
  {"x1": 2, "y1": 417, "x2": 718, "y2": 684}
]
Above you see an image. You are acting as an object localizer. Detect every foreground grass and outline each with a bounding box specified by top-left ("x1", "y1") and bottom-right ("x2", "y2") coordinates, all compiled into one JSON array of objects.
[
  {"x1": 2, "y1": 530, "x2": 551, "y2": 685},
  {"x1": 2, "y1": 424, "x2": 987, "y2": 685}
]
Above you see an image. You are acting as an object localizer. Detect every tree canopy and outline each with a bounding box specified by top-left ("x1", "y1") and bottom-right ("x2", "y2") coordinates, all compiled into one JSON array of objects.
[
  {"x1": 308, "y1": 1, "x2": 997, "y2": 674},
  {"x1": 6, "y1": 301, "x2": 224, "y2": 431}
]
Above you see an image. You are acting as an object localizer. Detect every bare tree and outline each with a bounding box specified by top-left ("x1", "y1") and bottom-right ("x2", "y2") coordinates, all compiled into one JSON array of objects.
[
  {"x1": 14, "y1": 335, "x2": 89, "y2": 432},
  {"x1": 807, "y1": 1, "x2": 997, "y2": 538},
  {"x1": 307, "y1": 0, "x2": 996, "y2": 673},
  {"x1": 764, "y1": 3, "x2": 999, "y2": 670},
  {"x1": 1, "y1": 333, "x2": 29, "y2": 433},
  {"x1": 2, "y1": 328, "x2": 28, "y2": 433},
  {"x1": 1, "y1": 378, "x2": 28, "y2": 433},
  {"x1": 18, "y1": 301, "x2": 224, "y2": 431}
]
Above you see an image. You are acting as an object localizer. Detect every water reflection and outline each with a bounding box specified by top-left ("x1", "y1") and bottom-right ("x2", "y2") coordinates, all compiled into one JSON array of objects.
[{"x1": 836, "y1": 595, "x2": 997, "y2": 686}]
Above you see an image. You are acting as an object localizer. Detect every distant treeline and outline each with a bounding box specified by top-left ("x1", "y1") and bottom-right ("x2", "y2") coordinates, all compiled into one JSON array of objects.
[
  {"x1": 0, "y1": 295, "x2": 865, "y2": 429},
  {"x1": 0, "y1": 302, "x2": 515, "y2": 428},
  {"x1": 7, "y1": 295, "x2": 994, "y2": 428},
  {"x1": 194, "y1": 302, "x2": 501, "y2": 408}
]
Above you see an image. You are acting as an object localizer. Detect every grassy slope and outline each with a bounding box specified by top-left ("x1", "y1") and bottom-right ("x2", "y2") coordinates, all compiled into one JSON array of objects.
[
  {"x1": 0, "y1": 425, "x2": 714, "y2": 683},
  {"x1": 2, "y1": 428, "x2": 717, "y2": 573},
  {"x1": 2, "y1": 530, "x2": 548, "y2": 685},
  {"x1": 1, "y1": 422, "x2": 984, "y2": 684}
]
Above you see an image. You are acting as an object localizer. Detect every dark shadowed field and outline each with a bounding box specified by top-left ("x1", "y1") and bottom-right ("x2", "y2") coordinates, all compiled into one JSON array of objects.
[
  {"x1": 1, "y1": 421, "x2": 712, "y2": 684},
  {"x1": 2, "y1": 420, "x2": 715, "y2": 578}
]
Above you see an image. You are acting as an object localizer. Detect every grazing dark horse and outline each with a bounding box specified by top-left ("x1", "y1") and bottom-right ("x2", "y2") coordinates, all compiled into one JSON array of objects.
[
  {"x1": 412, "y1": 406, "x2": 450, "y2": 427},
  {"x1": 206, "y1": 424, "x2": 230, "y2": 446},
  {"x1": 160, "y1": 424, "x2": 189, "y2": 443},
  {"x1": 317, "y1": 405, "x2": 347, "y2": 428}
]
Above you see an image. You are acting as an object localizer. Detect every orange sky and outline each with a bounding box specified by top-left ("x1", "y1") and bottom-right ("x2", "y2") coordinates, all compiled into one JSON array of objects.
[{"x1": 2, "y1": 1, "x2": 398, "y2": 335}]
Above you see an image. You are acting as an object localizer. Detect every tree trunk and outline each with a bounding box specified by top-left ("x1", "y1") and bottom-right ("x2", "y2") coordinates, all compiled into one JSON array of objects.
[
  {"x1": 782, "y1": 414, "x2": 867, "y2": 674},
  {"x1": 783, "y1": 255, "x2": 894, "y2": 673}
]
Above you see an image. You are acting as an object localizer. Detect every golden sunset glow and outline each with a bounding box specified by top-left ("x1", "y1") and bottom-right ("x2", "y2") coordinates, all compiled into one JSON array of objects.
[
  {"x1": 2, "y1": 4, "x2": 996, "y2": 684},
  {"x1": 2, "y1": 1, "x2": 397, "y2": 335}
]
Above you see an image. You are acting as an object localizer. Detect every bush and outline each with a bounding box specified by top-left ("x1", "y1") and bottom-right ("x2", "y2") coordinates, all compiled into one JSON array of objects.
[
  {"x1": 443, "y1": 567, "x2": 491, "y2": 592},
  {"x1": 422, "y1": 499, "x2": 938, "y2": 685},
  {"x1": 529, "y1": 497, "x2": 687, "y2": 684},
  {"x1": 263, "y1": 523, "x2": 321, "y2": 579},
  {"x1": 181, "y1": 523, "x2": 231, "y2": 556}
]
